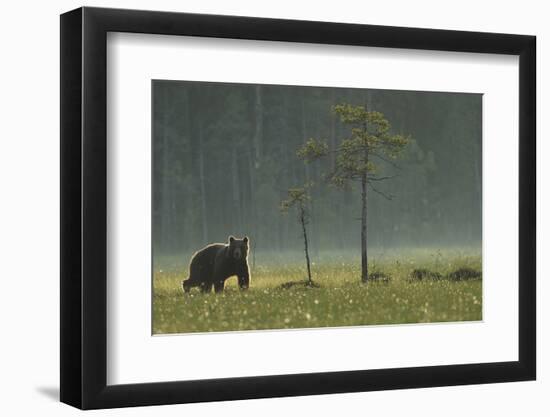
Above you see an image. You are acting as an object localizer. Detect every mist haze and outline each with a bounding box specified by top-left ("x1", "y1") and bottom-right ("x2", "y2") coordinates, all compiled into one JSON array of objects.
[{"x1": 152, "y1": 81, "x2": 482, "y2": 261}]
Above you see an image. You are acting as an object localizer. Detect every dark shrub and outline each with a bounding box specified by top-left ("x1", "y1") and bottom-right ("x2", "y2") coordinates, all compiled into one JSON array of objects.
[
  {"x1": 447, "y1": 267, "x2": 482, "y2": 281},
  {"x1": 410, "y1": 268, "x2": 443, "y2": 281}
]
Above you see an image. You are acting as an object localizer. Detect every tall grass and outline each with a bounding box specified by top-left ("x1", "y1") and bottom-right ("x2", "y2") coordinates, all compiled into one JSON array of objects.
[{"x1": 153, "y1": 249, "x2": 482, "y2": 334}]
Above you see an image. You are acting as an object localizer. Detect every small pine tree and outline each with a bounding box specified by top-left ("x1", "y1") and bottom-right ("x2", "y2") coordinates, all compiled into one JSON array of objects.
[{"x1": 280, "y1": 185, "x2": 314, "y2": 286}]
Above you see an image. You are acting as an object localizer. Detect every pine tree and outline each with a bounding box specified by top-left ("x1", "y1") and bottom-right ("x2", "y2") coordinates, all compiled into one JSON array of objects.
[
  {"x1": 298, "y1": 103, "x2": 409, "y2": 282},
  {"x1": 280, "y1": 185, "x2": 314, "y2": 286}
]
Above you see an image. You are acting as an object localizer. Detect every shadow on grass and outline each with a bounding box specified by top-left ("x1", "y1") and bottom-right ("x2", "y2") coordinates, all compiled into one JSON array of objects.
[{"x1": 279, "y1": 280, "x2": 321, "y2": 290}]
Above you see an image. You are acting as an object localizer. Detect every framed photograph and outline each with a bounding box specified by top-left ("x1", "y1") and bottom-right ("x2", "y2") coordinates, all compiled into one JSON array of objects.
[{"x1": 60, "y1": 6, "x2": 536, "y2": 409}]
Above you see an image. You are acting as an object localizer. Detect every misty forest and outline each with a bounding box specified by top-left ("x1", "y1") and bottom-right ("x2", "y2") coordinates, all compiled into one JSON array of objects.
[{"x1": 152, "y1": 80, "x2": 482, "y2": 334}]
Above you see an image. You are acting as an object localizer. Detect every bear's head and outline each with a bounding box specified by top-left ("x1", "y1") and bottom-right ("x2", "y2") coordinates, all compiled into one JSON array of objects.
[
  {"x1": 228, "y1": 235, "x2": 249, "y2": 261},
  {"x1": 228, "y1": 236, "x2": 250, "y2": 290}
]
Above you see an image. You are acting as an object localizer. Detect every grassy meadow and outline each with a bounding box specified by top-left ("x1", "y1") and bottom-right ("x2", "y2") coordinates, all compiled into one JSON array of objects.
[{"x1": 152, "y1": 249, "x2": 482, "y2": 334}]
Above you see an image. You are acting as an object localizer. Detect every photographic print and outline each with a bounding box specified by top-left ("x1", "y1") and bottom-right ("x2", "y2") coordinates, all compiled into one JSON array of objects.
[{"x1": 152, "y1": 80, "x2": 482, "y2": 335}]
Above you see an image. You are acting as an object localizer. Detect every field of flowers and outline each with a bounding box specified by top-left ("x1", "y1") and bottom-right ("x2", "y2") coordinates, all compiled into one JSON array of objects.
[{"x1": 152, "y1": 249, "x2": 482, "y2": 334}]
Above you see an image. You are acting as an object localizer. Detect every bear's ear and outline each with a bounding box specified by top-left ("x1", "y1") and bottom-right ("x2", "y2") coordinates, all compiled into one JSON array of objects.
[
  {"x1": 243, "y1": 236, "x2": 249, "y2": 244},
  {"x1": 228, "y1": 236, "x2": 235, "y2": 244}
]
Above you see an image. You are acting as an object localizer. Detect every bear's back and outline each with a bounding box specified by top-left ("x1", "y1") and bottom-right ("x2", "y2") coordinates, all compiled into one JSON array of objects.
[{"x1": 191, "y1": 243, "x2": 226, "y2": 264}]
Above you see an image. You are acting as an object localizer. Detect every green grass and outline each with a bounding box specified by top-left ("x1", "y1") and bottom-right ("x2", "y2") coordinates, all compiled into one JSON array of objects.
[{"x1": 153, "y1": 249, "x2": 482, "y2": 334}]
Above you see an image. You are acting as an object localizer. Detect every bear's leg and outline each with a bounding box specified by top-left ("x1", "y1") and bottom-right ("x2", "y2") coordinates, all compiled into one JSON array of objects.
[
  {"x1": 214, "y1": 280, "x2": 225, "y2": 293},
  {"x1": 182, "y1": 279, "x2": 193, "y2": 293},
  {"x1": 238, "y1": 274, "x2": 250, "y2": 290},
  {"x1": 199, "y1": 282, "x2": 212, "y2": 293}
]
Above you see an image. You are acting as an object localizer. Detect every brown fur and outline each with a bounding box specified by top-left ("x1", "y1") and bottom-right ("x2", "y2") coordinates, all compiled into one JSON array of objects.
[{"x1": 182, "y1": 236, "x2": 250, "y2": 293}]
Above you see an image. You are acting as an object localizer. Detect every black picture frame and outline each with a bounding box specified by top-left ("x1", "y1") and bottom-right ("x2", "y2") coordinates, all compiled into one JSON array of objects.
[{"x1": 60, "y1": 6, "x2": 536, "y2": 410}]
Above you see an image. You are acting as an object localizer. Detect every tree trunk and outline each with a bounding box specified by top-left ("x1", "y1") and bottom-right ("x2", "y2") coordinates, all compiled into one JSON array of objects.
[
  {"x1": 246, "y1": 86, "x2": 263, "y2": 266},
  {"x1": 282, "y1": 93, "x2": 292, "y2": 248},
  {"x1": 329, "y1": 90, "x2": 337, "y2": 171},
  {"x1": 361, "y1": 173, "x2": 368, "y2": 283},
  {"x1": 182, "y1": 89, "x2": 194, "y2": 252},
  {"x1": 247, "y1": 151, "x2": 257, "y2": 269},
  {"x1": 253, "y1": 85, "x2": 263, "y2": 167},
  {"x1": 330, "y1": 90, "x2": 344, "y2": 249},
  {"x1": 197, "y1": 115, "x2": 208, "y2": 244},
  {"x1": 160, "y1": 95, "x2": 171, "y2": 252},
  {"x1": 231, "y1": 147, "x2": 241, "y2": 232},
  {"x1": 300, "y1": 90, "x2": 318, "y2": 256},
  {"x1": 300, "y1": 206, "x2": 312, "y2": 285},
  {"x1": 361, "y1": 91, "x2": 373, "y2": 282}
]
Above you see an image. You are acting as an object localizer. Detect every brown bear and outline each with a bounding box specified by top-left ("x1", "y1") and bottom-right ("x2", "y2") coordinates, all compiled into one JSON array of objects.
[{"x1": 182, "y1": 236, "x2": 250, "y2": 293}]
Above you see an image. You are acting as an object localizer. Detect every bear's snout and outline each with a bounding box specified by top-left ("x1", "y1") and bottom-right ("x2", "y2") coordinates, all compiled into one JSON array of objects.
[{"x1": 233, "y1": 248, "x2": 242, "y2": 260}]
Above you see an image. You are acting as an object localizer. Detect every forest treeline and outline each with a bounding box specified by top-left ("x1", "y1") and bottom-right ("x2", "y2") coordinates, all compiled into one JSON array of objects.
[{"x1": 152, "y1": 81, "x2": 481, "y2": 256}]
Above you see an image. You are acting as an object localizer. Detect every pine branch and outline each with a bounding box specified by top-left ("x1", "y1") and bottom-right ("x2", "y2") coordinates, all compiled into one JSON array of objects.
[
  {"x1": 368, "y1": 175, "x2": 398, "y2": 182},
  {"x1": 370, "y1": 152, "x2": 402, "y2": 170},
  {"x1": 369, "y1": 183, "x2": 394, "y2": 200}
]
